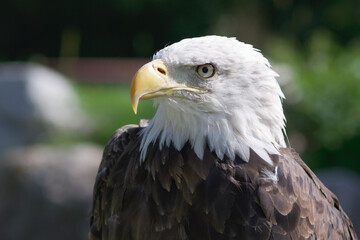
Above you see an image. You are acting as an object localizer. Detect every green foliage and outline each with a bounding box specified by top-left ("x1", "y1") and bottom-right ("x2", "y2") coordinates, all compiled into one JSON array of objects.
[{"x1": 268, "y1": 31, "x2": 360, "y2": 172}]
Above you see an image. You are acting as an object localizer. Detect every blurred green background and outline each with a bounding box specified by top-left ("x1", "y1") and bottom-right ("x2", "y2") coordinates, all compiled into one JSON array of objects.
[{"x1": 1, "y1": 0, "x2": 360, "y2": 173}]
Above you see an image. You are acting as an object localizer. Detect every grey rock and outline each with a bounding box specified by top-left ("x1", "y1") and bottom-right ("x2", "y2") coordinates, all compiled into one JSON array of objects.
[
  {"x1": 0, "y1": 143, "x2": 102, "y2": 240},
  {"x1": 0, "y1": 62, "x2": 90, "y2": 153}
]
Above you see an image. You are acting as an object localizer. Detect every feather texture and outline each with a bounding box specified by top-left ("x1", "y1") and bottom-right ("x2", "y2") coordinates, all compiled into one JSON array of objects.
[{"x1": 89, "y1": 123, "x2": 357, "y2": 240}]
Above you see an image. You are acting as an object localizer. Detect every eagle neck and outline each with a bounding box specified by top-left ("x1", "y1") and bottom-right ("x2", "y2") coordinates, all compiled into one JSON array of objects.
[{"x1": 138, "y1": 99, "x2": 278, "y2": 165}]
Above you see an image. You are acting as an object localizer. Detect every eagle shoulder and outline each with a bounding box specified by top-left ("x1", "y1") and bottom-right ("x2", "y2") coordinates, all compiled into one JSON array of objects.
[
  {"x1": 281, "y1": 148, "x2": 358, "y2": 240},
  {"x1": 89, "y1": 126, "x2": 358, "y2": 240},
  {"x1": 89, "y1": 123, "x2": 145, "y2": 240},
  {"x1": 263, "y1": 148, "x2": 358, "y2": 240}
]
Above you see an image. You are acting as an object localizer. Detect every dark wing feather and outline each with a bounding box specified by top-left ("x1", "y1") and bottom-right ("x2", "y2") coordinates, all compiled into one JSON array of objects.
[
  {"x1": 89, "y1": 123, "x2": 195, "y2": 240},
  {"x1": 89, "y1": 124, "x2": 140, "y2": 240},
  {"x1": 90, "y1": 123, "x2": 358, "y2": 240},
  {"x1": 279, "y1": 148, "x2": 358, "y2": 240}
]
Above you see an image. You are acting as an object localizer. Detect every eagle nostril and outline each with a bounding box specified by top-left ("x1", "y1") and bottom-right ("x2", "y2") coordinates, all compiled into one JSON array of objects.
[{"x1": 157, "y1": 67, "x2": 166, "y2": 75}]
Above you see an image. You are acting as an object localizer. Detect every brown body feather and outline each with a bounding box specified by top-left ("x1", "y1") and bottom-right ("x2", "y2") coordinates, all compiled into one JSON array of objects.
[{"x1": 89, "y1": 123, "x2": 358, "y2": 240}]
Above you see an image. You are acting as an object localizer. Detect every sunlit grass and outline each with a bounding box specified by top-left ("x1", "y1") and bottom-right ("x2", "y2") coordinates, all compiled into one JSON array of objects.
[{"x1": 75, "y1": 82, "x2": 156, "y2": 144}]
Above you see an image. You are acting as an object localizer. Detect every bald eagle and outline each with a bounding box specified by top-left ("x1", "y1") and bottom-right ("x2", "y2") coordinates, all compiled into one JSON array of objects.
[{"x1": 89, "y1": 36, "x2": 358, "y2": 240}]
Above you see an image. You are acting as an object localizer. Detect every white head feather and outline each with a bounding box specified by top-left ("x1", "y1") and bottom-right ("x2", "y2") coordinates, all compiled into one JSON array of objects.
[{"x1": 139, "y1": 36, "x2": 286, "y2": 165}]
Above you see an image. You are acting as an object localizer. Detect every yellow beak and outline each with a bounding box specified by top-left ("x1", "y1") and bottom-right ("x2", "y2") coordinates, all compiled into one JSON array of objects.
[{"x1": 130, "y1": 59, "x2": 205, "y2": 114}]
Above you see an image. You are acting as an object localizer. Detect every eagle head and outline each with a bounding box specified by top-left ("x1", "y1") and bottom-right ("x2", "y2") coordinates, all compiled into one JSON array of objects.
[{"x1": 131, "y1": 36, "x2": 286, "y2": 164}]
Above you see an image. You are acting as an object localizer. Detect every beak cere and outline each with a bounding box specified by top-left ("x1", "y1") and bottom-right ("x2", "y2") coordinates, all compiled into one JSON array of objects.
[{"x1": 130, "y1": 59, "x2": 169, "y2": 114}]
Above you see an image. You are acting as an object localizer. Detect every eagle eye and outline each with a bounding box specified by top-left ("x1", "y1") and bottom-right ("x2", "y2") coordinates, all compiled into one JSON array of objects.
[{"x1": 196, "y1": 64, "x2": 215, "y2": 78}]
